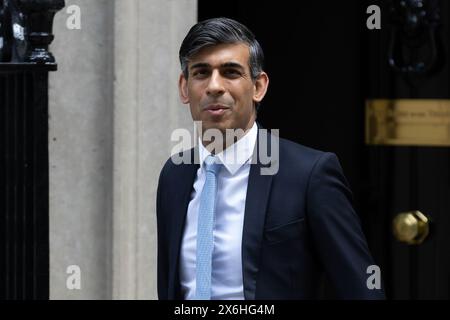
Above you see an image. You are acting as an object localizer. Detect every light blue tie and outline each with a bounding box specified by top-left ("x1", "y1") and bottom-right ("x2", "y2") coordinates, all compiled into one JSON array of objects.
[{"x1": 195, "y1": 155, "x2": 221, "y2": 300}]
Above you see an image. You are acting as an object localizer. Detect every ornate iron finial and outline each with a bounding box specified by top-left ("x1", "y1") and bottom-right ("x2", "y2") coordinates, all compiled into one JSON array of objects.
[
  {"x1": 0, "y1": 1, "x2": 6, "y2": 61},
  {"x1": 1, "y1": 0, "x2": 13, "y2": 62},
  {"x1": 0, "y1": 0, "x2": 64, "y2": 63},
  {"x1": 17, "y1": 0, "x2": 65, "y2": 63}
]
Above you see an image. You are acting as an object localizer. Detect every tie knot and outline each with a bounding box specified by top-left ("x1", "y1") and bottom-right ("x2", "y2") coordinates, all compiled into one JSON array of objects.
[{"x1": 204, "y1": 155, "x2": 221, "y2": 175}]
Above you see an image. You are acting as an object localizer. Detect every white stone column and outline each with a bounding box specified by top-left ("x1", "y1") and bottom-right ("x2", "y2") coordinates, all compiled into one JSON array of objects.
[
  {"x1": 49, "y1": 0, "x2": 196, "y2": 300},
  {"x1": 112, "y1": 0, "x2": 196, "y2": 299},
  {"x1": 49, "y1": 0, "x2": 115, "y2": 300}
]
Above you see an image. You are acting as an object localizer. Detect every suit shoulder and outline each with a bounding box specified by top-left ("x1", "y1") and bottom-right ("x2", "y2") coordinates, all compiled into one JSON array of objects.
[
  {"x1": 159, "y1": 147, "x2": 195, "y2": 179},
  {"x1": 278, "y1": 136, "x2": 329, "y2": 162},
  {"x1": 274, "y1": 136, "x2": 342, "y2": 176}
]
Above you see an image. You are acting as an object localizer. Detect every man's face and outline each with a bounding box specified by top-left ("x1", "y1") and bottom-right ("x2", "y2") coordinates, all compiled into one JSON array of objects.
[{"x1": 179, "y1": 43, "x2": 268, "y2": 136}]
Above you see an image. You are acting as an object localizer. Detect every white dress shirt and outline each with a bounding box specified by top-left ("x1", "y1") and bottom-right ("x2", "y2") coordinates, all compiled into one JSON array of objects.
[{"x1": 179, "y1": 122, "x2": 258, "y2": 300}]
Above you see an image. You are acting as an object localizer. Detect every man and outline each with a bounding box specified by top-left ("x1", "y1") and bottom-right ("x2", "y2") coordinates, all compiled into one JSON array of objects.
[{"x1": 157, "y1": 17, "x2": 384, "y2": 300}]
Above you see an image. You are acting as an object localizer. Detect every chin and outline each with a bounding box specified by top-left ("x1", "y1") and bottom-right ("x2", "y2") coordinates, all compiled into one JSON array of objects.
[{"x1": 203, "y1": 118, "x2": 228, "y2": 129}]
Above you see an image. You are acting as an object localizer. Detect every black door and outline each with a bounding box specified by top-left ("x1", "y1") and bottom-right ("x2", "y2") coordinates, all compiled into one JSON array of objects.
[
  {"x1": 199, "y1": 0, "x2": 450, "y2": 299},
  {"x1": 365, "y1": 0, "x2": 450, "y2": 299}
]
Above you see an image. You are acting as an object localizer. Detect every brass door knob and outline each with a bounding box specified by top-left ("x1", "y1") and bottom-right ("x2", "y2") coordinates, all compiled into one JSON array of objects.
[{"x1": 392, "y1": 211, "x2": 430, "y2": 245}]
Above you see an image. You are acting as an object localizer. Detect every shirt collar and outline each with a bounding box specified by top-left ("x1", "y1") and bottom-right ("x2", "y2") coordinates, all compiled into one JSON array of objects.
[{"x1": 198, "y1": 122, "x2": 258, "y2": 175}]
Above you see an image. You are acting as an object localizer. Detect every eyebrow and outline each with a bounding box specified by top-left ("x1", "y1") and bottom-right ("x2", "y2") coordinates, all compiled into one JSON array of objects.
[{"x1": 190, "y1": 62, "x2": 245, "y2": 71}]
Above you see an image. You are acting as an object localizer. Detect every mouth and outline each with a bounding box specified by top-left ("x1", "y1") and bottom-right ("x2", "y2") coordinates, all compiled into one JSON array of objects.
[{"x1": 203, "y1": 104, "x2": 230, "y2": 116}]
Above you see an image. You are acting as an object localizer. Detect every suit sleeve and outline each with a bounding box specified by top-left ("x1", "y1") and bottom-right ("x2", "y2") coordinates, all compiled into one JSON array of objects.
[
  {"x1": 306, "y1": 152, "x2": 385, "y2": 299},
  {"x1": 156, "y1": 167, "x2": 169, "y2": 300}
]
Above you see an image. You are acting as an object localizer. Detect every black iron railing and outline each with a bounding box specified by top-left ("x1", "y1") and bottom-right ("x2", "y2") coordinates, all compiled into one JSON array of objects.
[{"x1": 0, "y1": 0, "x2": 64, "y2": 299}]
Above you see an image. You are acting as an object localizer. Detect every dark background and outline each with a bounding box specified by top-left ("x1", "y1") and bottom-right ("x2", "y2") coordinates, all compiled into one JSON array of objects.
[{"x1": 199, "y1": 0, "x2": 450, "y2": 299}]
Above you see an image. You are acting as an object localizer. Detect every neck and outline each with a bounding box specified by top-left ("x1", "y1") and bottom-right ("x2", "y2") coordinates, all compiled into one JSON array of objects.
[{"x1": 201, "y1": 120, "x2": 255, "y2": 155}]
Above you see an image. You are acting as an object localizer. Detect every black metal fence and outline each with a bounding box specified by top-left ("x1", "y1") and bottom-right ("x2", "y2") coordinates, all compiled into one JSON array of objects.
[{"x1": 0, "y1": 0, "x2": 64, "y2": 299}]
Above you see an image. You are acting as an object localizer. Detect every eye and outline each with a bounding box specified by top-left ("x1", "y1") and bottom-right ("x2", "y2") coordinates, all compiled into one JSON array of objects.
[
  {"x1": 224, "y1": 69, "x2": 241, "y2": 77},
  {"x1": 192, "y1": 69, "x2": 209, "y2": 78}
]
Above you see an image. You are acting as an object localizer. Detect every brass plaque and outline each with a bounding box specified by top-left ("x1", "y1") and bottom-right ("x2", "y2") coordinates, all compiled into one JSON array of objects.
[{"x1": 366, "y1": 99, "x2": 450, "y2": 146}]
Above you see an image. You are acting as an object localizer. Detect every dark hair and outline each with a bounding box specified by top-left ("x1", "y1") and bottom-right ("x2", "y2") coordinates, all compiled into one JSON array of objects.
[{"x1": 179, "y1": 17, "x2": 264, "y2": 81}]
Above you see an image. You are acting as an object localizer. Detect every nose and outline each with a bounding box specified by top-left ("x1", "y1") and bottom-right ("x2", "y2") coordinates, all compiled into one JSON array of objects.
[{"x1": 206, "y1": 70, "x2": 225, "y2": 97}]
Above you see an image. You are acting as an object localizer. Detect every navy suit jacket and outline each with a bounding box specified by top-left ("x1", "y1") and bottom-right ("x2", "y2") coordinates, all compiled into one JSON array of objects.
[{"x1": 156, "y1": 127, "x2": 385, "y2": 299}]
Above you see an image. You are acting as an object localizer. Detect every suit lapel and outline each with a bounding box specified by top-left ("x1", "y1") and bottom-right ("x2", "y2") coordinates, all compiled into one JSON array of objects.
[
  {"x1": 168, "y1": 130, "x2": 274, "y2": 300},
  {"x1": 242, "y1": 127, "x2": 274, "y2": 300},
  {"x1": 168, "y1": 147, "x2": 199, "y2": 299}
]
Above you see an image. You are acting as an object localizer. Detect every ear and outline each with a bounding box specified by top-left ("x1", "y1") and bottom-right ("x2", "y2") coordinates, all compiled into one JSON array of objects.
[
  {"x1": 253, "y1": 71, "x2": 269, "y2": 104},
  {"x1": 178, "y1": 73, "x2": 190, "y2": 104}
]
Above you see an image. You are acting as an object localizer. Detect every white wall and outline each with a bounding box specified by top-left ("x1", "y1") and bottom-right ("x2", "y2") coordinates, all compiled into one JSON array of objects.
[{"x1": 49, "y1": 0, "x2": 196, "y2": 299}]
